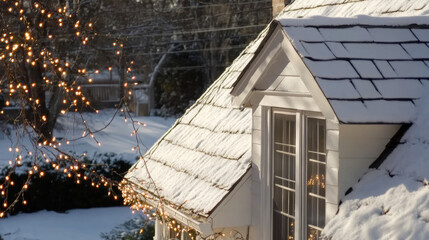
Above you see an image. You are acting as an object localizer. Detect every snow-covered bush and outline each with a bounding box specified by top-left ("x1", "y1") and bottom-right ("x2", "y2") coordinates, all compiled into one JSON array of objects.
[{"x1": 0, "y1": 153, "x2": 133, "y2": 215}]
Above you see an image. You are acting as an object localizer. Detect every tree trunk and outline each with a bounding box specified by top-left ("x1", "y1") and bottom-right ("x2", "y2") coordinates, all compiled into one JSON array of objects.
[{"x1": 28, "y1": 61, "x2": 55, "y2": 142}]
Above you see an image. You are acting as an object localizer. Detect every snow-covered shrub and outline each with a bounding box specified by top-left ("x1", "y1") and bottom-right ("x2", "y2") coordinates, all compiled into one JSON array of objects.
[{"x1": 0, "y1": 153, "x2": 133, "y2": 215}]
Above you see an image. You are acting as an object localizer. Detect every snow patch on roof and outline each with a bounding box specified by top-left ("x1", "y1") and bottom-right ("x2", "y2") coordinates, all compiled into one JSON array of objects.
[{"x1": 280, "y1": 0, "x2": 429, "y2": 21}]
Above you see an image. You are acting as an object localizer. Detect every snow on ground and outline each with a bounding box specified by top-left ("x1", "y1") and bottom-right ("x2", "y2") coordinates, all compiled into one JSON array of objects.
[
  {"x1": 0, "y1": 207, "x2": 138, "y2": 240},
  {"x1": 323, "y1": 94, "x2": 429, "y2": 239},
  {"x1": 0, "y1": 109, "x2": 176, "y2": 166},
  {"x1": 54, "y1": 109, "x2": 175, "y2": 159}
]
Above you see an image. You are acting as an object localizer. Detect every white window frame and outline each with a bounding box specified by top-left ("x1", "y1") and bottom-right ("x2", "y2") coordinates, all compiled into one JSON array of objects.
[{"x1": 261, "y1": 107, "x2": 326, "y2": 240}]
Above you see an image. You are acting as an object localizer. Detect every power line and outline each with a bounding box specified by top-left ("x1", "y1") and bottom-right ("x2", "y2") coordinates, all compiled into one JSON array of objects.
[
  {"x1": 73, "y1": 42, "x2": 250, "y2": 56},
  {"x1": 98, "y1": 0, "x2": 272, "y2": 13},
  {"x1": 104, "y1": 24, "x2": 267, "y2": 39},
  {"x1": 128, "y1": 44, "x2": 249, "y2": 56},
  {"x1": 99, "y1": 6, "x2": 272, "y2": 35},
  {"x1": 90, "y1": 32, "x2": 259, "y2": 51}
]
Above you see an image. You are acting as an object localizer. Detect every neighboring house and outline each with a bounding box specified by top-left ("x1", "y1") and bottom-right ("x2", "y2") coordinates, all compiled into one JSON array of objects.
[
  {"x1": 122, "y1": 0, "x2": 429, "y2": 239},
  {"x1": 77, "y1": 70, "x2": 143, "y2": 110},
  {"x1": 77, "y1": 70, "x2": 122, "y2": 109}
]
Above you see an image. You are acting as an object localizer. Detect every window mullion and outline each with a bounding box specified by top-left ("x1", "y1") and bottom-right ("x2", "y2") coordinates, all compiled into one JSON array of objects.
[
  {"x1": 302, "y1": 115, "x2": 308, "y2": 240},
  {"x1": 295, "y1": 112, "x2": 303, "y2": 240}
]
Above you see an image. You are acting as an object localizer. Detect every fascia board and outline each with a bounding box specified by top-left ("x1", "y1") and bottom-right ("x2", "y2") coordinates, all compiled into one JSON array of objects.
[
  {"x1": 231, "y1": 23, "x2": 284, "y2": 107},
  {"x1": 145, "y1": 198, "x2": 214, "y2": 237},
  {"x1": 126, "y1": 179, "x2": 214, "y2": 237}
]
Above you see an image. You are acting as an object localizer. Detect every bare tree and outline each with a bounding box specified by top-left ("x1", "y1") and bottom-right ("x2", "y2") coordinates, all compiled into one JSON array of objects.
[{"x1": 0, "y1": 0, "x2": 140, "y2": 216}]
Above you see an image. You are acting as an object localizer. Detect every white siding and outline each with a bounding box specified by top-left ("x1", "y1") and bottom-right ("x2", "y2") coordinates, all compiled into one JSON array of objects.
[
  {"x1": 211, "y1": 177, "x2": 252, "y2": 229},
  {"x1": 325, "y1": 124, "x2": 340, "y2": 220},
  {"x1": 274, "y1": 76, "x2": 309, "y2": 92},
  {"x1": 254, "y1": 51, "x2": 290, "y2": 91},
  {"x1": 338, "y1": 124, "x2": 401, "y2": 198}
]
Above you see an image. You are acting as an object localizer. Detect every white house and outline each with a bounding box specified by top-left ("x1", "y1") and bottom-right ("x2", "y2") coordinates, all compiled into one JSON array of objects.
[{"x1": 122, "y1": 0, "x2": 429, "y2": 239}]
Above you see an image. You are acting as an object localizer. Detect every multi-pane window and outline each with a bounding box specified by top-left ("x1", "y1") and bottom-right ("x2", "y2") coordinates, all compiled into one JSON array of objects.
[
  {"x1": 306, "y1": 118, "x2": 326, "y2": 240},
  {"x1": 272, "y1": 111, "x2": 326, "y2": 240},
  {"x1": 273, "y1": 114, "x2": 296, "y2": 240}
]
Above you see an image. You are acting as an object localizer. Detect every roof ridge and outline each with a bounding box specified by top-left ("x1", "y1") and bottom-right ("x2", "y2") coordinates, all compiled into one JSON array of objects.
[{"x1": 282, "y1": 0, "x2": 365, "y2": 14}]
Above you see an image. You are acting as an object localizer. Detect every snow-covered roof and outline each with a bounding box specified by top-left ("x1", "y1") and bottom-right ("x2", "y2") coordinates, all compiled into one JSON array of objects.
[
  {"x1": 124, "y1": 28, "x2": 270, "y2": 218},
  {"x1": 228, "y1": 0, "x2": 429, "y2": 123},
  {"x1": 281, "y1": 23, "x2": 429, "y2": 123},
  {"x1": 274, "y1": 0, "x2": 429, "y2": 123},
  {"x1": 280, "y1": 0, "x2": 429, "y2": 18}
]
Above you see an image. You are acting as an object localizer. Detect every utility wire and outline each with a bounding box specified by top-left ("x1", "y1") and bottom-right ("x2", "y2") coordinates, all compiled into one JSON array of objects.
[
  {"x1": 127, "y1": 44, "x2": 249, "y2": 56},
  {"x1": 98, "y1": 0, "x2": 271, "y2": 13},
  {"x1": 104, "y1": 24, "x2": 267, "y2": 38}
]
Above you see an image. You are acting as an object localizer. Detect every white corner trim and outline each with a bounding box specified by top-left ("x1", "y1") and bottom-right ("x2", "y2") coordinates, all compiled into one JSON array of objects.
[{"x1": 252, "y1": 90, "x2": 312, "y2": 98}]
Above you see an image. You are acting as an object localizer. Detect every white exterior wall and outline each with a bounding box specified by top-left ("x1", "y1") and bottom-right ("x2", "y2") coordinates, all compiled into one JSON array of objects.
[
  {"x1": 325, "y1": 119, "x2": 340, "y2": 220},
  {"x1": 210, "y1": 172, "x2": 252, "y2": 229},
  {"x1": 338, "y1": 124, "x2": 400, "y2": 198}
]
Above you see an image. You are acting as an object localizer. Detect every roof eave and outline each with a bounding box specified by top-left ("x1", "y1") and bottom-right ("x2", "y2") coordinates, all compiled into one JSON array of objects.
[
  {"x1": 146, "y1": 198, "x2": 214, "y2": 237},
  {"x1": 125, "y1": 178, "x2": 215, "y2": 236},
  {"x1": 125, "y1": 167, "x2": 253, "y2": 234}
]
